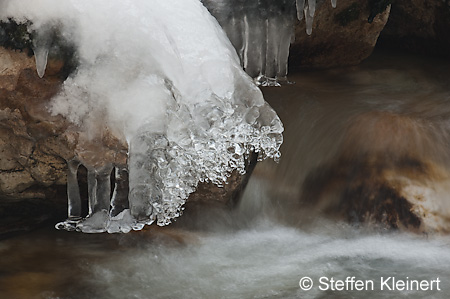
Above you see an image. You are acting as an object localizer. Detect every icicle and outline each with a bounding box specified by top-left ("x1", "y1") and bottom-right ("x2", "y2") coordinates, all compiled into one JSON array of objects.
[
  {"x1": 304, "y1": 6, "x2": 314, "y2": 35},
  {"x1": 33, "y1": 47, "x2": 49, "y2": 78},
  {"x1": 245, "y1": 15, "x2": 267, "y2": 79},
  {"x1": 264, "y1": 17, "x2": 281, "y2": 87},
  {"x1": 202, "y1": 0, "x2": 299, "y2": 85},
  {"x1": 331, "y1": 0, "x2": 337, "y2": 8},
  {"x1": 92, "y1": 165, "x2": 113, "y2": 215},
  {"x1": 87, "y1": 169, "x2": 97, "y2": 215},
  {"x1": 225, "y1": 16, "x2": 245, "y2": 67},
  {"x1": 76, "y1": 164, "x2": 114, "y2": 233},
  {"x1": 296, "y1": 0, "x2": 305, "y2": 20},
  {"x1": 110, "y1": 165, "x2": 129, "y2": 217},
  {"x1": 128, "y1": 132, "x2": 169, "y2": 227},
  {"x1": 107, "y1": 165, "x2": 132, "y2": 233},
  {"x1": 307, "y1": 0, "x2": 316, "y2": 17},
  {"x1": 276, "y1": 16, "x2": 295, "y2": 83},
  {"x1": 32, "y1": 29, "x2": 52, "y2": 78},
  {"x1": 55, "y1": 159, "x2": 82, "y2": 231},
  {"x1": 242, "y1": 13, "x2": 250, "y2": 71}
]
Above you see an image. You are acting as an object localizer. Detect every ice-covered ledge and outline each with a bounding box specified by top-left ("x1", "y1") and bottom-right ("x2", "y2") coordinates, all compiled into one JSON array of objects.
[
  {"x1": 0, "y1": 40, "x2": 263, "y2": 236},
  {"x1": 0, "y1": 46, "x2": 260, "y2": 235}
]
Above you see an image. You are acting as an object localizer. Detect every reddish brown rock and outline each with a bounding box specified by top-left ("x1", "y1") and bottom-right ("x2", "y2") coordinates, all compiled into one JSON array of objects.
[{"x1": 290, "y1": 0, "x2": 391, "y2": 69}]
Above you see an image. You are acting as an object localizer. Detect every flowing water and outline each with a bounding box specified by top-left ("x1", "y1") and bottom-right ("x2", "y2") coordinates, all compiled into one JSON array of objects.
[{"x1": 1, "y1": 52, "x2": 450, "y2": 299}]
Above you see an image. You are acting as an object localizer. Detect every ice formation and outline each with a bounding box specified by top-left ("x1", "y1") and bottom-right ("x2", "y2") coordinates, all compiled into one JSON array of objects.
[
  {"x1": 202, "y1": 0, "x2": 337, "y2": 86},
  {"x1": 0, "y1": 0, "x2": 283, "y2": 233},
  {"x1": 202, "y1": 0, "x2": 296, "y2": 86},
  {"x1": 295, "y1": 0, "x2": 338, "y2": 33}
]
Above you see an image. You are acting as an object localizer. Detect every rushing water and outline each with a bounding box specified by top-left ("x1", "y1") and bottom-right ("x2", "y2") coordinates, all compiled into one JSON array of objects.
[{"x1": 1, "y1": 52, "x2": 450, "y2": 298}]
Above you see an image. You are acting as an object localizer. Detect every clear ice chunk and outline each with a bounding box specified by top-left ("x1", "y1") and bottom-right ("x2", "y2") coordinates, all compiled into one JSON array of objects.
[
  {"x1": 76, "y1": 210, "x2": 109, "y2": 233},
  {"x1": 128, "y1": 131, "x2": 167, "y2": 226},
  {"x1": 106, "y1": 209, "x2": 134, "y2": 233}
]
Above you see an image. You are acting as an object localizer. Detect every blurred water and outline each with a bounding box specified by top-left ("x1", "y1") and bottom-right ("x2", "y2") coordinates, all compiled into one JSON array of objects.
[{"x1": 1, "y1": 51, "x2": 450, "y2": 298}]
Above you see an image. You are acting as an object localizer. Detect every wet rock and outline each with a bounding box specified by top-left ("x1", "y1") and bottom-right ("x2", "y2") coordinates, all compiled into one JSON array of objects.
[
  {"x1": 290, "y1": 0, "x2": 391, "y2": 69},
  {"x1": 300, "y1": 110, "x2": 450, "y2": 233},
  {"x1": 378, "y1": 0, "x2": 450, "y2": 58}
]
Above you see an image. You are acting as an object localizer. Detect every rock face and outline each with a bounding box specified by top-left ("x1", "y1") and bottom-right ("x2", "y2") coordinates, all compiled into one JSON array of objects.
[
  {"x1": 378, "y1": 0, "x2": 450, "y2": 58},
  {"x1": 290, "y1": 0, "x2": 391, "y2": 69},
  {"x1": 0, "y1": 48, "x2": 69, "y2": 235},
  {"x1": 0, "y1": 46, "x2": 257, "y2": 236},
  {"x1": 0, "y1": 50, "x2": 69, "y2": 195}
]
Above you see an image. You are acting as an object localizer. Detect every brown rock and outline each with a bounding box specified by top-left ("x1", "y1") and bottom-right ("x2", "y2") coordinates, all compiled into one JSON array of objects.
[
  {"x1": 300, "y1": 110, "x2": 450, "y2": 233},
  {"x1": 378, "y1": 0, "x2": 450, "y2": 58},
  {"x1": 290, "y1": 0, "x2": 391, "y2": 69},
  {"x1": 0, "y1": 49, "x2": 35, "y2": 91}
]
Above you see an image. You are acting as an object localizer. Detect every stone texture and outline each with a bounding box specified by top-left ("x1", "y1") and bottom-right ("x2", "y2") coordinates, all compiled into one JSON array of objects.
[
  {"x1": 378, "y1": 0, "x2": 450, "y2": 58},
  {"x1": 300, "y1": 110, "x2": 450, "y2": 233},
  {"x1": 290, "y1": 0, "x2": 391, "y2": 69}
]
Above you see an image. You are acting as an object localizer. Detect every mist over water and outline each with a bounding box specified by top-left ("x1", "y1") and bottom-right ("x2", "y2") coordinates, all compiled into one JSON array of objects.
[
  {"x1": 1, "y1": 52, "x2": 450, "y2": 298},
  {"x1": 262, "y1": 51, "x2": 450, "y2": 232}
]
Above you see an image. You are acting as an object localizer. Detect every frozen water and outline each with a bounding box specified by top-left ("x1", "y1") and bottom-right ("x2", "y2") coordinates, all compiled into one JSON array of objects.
[
  {"x1": 331, "y1": 0, "x2": 337, "y2": 8},
  {"x1": 203, "y1": 0, "x2": 297, "y2": 86},
  {"x1": 66, "y1": 160, "x2": 82, "y2": 219},
  {"x1": 31, "y1": 23, "x2": 53, "y2": 78},
  {"x1": 0, "y1": 0, "x2": 283, "y2": 233},
  {"x1": 308, "y1": 0, "x2": 316, "y2": 17},
  {"x1": 202, "y1": 0, "x2": 338, "y2": 84},
  {"x1": 305, "y1": 5, "x2": 314, "y2": 35},
  {"x1": 296, "y1": 0, "x2": 305, "y2": 20},
  {"x1": 110, "y1": 165, "x2": 129, "y2": 217},
  {"x1": 106, "y1": 209, "x2": 134, "y2": 233},
  {"x1": 32, "y1": 44, "x2": 49, "y2": 78}
]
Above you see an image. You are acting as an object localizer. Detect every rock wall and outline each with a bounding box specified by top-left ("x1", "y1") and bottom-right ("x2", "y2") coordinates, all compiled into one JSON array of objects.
[
  {"x1": 290, "y1": 0, "x2": 391, "y2": 69},
  {"x1": 378, "y1": 0, "x2": 450, "y2": 58}
]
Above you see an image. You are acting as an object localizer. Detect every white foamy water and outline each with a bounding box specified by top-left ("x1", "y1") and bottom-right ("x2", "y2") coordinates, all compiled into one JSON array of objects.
[
  {"x1": 2, "y1": 207, "x2": 449, "y2": 299},
  {"x1": 87, "y1": 227, "x2": 450, "y2": 299},
  {"x1": 79, "y1": 173, "x2": 450, "y2": 299}
]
